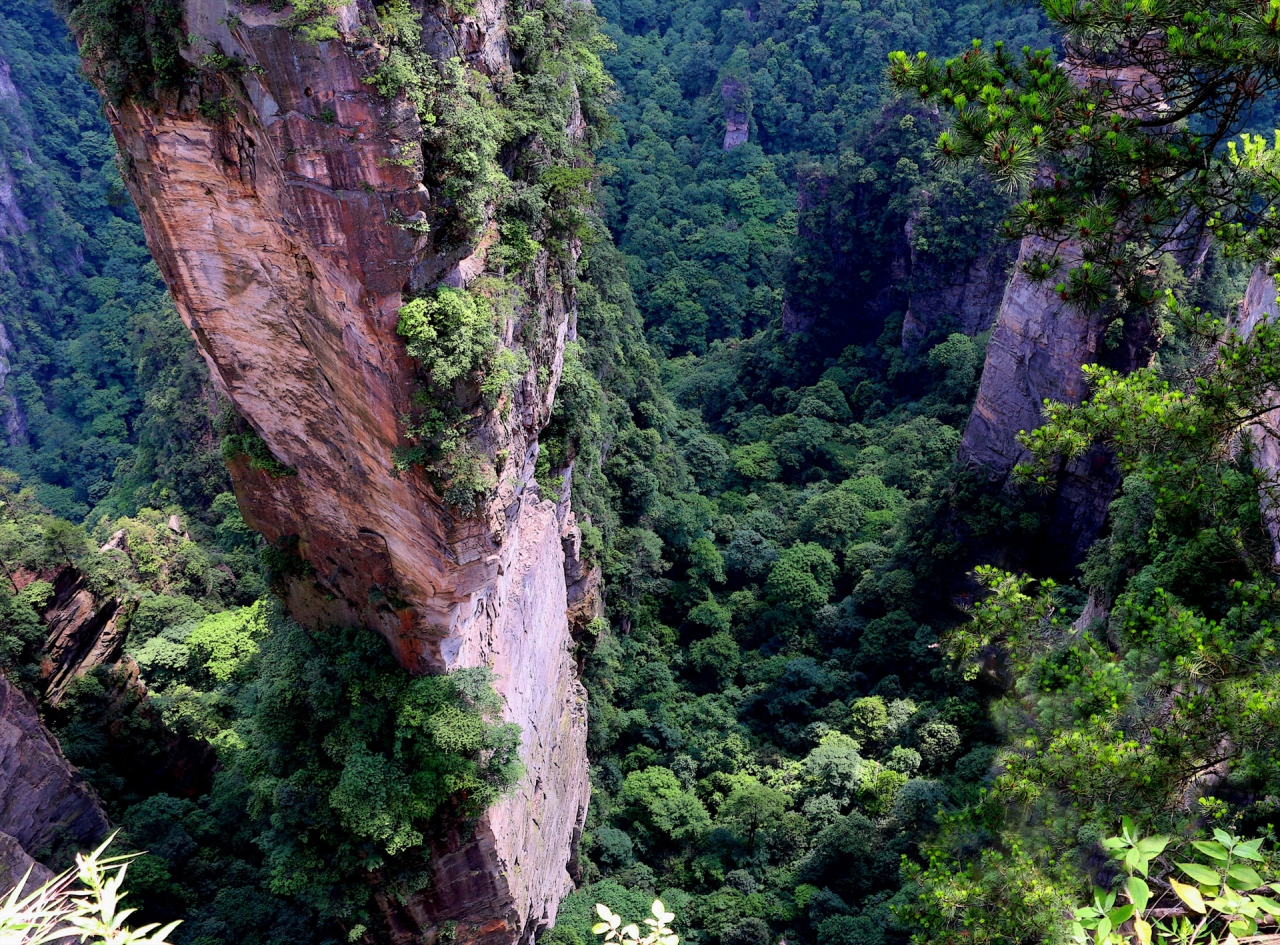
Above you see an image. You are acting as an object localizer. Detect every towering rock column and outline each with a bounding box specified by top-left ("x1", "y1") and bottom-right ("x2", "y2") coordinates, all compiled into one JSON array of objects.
[
  {"x1": 63, "y1": 2, "x2": 593, "y2": 942},
  {"x1": 957, "y1": 52, "x2": 1206, "y2": 561},
  {"x1": 958, "y1": 235, "x2": 1164, "y2": 560}
]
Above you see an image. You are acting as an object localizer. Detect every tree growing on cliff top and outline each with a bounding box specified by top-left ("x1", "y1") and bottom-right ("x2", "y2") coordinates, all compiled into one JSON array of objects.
[{"x1": 888, "y1": 0, "x2": 1280, "y2": 310}]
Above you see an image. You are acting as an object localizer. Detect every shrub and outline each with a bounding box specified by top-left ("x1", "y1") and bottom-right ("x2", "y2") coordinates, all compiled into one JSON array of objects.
[
  {"x1": 231, "y1": 611, "x2": 523, "y2": 923},
  {"x1": 397, "y1": 287, "x2": 496, "y2": 392}
]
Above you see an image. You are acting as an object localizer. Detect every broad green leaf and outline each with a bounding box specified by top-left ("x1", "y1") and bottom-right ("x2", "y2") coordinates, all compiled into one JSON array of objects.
[
  {"x1": 1134, "y1": 918, "x2": 1152, "y2": 945},
  {"x1": 1126, "y1": 876, "x2": 1151, "y2": 912},
  {"x1": 1095, "y1": 916, "x2": 1111, "y2": 941},
  {"x1": 1136, "y1": 835, "x2": 1169, "y2": 857},
  {"x1": 1229, "y1": 916, "x2": 1257, "y2": 936},
  {"x1": 1235, "y1": 838, "x2": 1266, "y2": 861},
  {"x1": 1178, "y1": 862, "x2": 1222, "y2": 886},
  {"x1": 1101, "y1": 836, "x2": 1126, "y2": 850},
  {"x1": 1108, "y1": 904, "x2": 1134, "y2": 925},
  {"x1": 1170, "y1": 876, "x2": 1206, "y2": 913},
  {"x1": 1191, "y1": 840, "x2": 1230, "y2": 862},
  {"x1": 1228, "y1": 864, "x2": 1264, "y2": 889},
  {"x1": 1122, "y1": 816, "x2": 1135, "y2": 837},
  {"x1": 1251, "y1": 894, "x2": 1280, "y2": 917}
]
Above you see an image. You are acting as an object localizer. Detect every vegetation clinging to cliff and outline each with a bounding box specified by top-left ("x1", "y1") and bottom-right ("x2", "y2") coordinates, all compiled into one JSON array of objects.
[
  {"x1": 54, "y1": 0, "x2": 187, "y2": 103},
  {"x1": 367, "y1": 0, "x2": 611, "y2": 246},
  {"x1": 366, "y1": 0, "x2": 615, "y2": 507}
]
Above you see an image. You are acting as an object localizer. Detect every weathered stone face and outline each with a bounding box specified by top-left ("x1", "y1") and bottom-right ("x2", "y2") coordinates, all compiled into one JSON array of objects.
[
  {"x1": 0, "y1": 675, "x2": 110, "y2": 873},
  {"x1": 721, "y1": 76, "x2": 749, "y2": 150},
  {"x1": 1235, "y1": 265, "x2": 1280, "y2": 567},
  {"x1": 899, "y1": 215, "x2": 1016, "y2": 352},
  {"x1": 958, "y1": 235, "x2": 1161, "y2": 560},
  {"x1": 63, "y1": 1, "x2": 591, "y2": 941}
]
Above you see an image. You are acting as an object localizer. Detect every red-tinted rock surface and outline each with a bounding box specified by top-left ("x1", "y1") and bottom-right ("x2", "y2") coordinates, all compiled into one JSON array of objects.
[
  {"x1": 24, "y1": 566, "x2": 131, "y2": 704},
  {"x1": 0, "y1": 675, "x2": 109, "y2": 877},
  {"x1": 66, "y1": 2, "x2": 591, "y2": 942}
]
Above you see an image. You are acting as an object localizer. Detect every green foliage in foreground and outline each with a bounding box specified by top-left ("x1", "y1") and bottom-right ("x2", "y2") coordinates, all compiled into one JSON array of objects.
[
  {"x1": 1, "y1": 836, "x2": 180, "y2": 945},
  {"x1": 893, "y1": 300, "x2": 1280, "y2": 939}
]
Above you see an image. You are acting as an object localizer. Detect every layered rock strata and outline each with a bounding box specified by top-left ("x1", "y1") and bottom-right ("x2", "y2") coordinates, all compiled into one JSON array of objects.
[
  {"x1": 66, "y1": 2, "x2": 592, "y2": 942},
  {"x1": 16, "y1": 564, "x2": 132, "y2": 703}
]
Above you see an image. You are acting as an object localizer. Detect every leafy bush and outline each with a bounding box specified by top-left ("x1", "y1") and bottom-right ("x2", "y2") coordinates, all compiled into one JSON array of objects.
[{"x1": 233, "y1": 614, "x2": 523, "y2": 923}]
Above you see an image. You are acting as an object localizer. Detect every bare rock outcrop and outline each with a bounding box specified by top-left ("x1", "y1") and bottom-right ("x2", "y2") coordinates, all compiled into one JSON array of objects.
[
  {"x1": 1233, "y1": 265, "x2": 1280, "y2": 566},
  {"x1": 0, "y1": 675, "x2": 109, "y2": 874},
  {"x1": 63, "y1": 2, "x2": 591, "y2": 941},
  {"x1": 958, "y1": 237, "x2": 1160, "y2": 558},
  {"x1": 900, "y1": 211, "x2": 1016, "y2": 351},
  {"x1": 722, "y1": 76, "x2": 749, "y2": 150},
  {"x1": 13, "y1": 565, "x2": 132, "y2": 704}
]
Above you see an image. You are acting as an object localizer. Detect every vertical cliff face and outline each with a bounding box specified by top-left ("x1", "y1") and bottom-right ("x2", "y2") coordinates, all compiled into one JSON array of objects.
[
  {"x1": 899, "y1": 213, "x2": 1015, "y2": 352},
  {"x1": 721, "y1": 76, "x2": 748, "y2": 151},
  {"x1": 0, "y1": 57, "x2": 31, "y2": 446},
  {"x1": 1235, "y1": 265, "x2": 1280, "y2": 566},
  {"x1": 959, "y1": 236, "x2": 1162, "y2": 559},
  {"x1": 64, "y1": 2, "x2": 591, "y2": 941},
  {"x1": 0, "y1": 675, "x2": 110, "y2": 885}
]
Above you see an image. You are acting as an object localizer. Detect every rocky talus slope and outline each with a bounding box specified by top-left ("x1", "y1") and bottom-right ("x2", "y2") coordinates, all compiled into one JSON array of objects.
[{"x1": 63, "y1": 2, "x2": 594, "y2": 941}]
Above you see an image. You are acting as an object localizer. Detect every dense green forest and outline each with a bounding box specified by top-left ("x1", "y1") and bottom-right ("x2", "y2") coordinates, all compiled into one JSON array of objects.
[{"x1": 5, "y1": 0, "x2": 1280, "y2": 943}]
